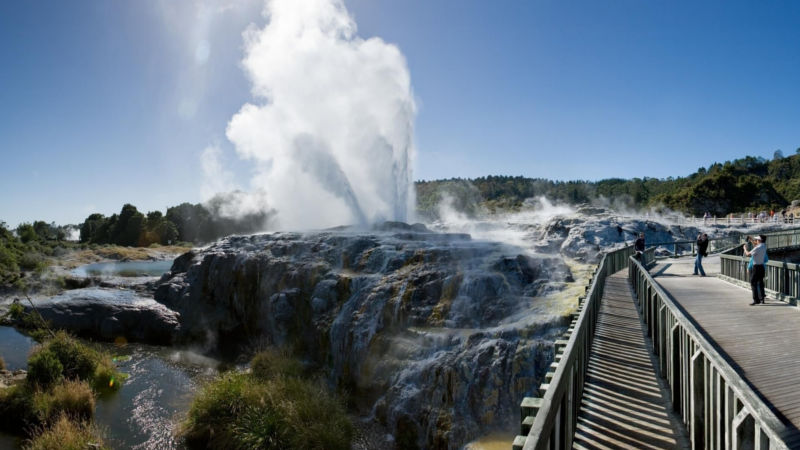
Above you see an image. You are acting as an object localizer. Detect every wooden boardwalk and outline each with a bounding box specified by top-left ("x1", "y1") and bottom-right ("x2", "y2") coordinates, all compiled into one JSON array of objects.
[
  {"x1": 653, "y1": 255, "x2": 800, "y2": 437},
  {"x1": 574, "y1": 270, "x2": 689, "y2": 449}
]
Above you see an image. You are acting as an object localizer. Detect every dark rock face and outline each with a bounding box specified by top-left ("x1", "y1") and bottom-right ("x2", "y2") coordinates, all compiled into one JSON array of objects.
[
  {"x1": 26, "y1": 288, "x2": 180, "y2": 344},
  {"x1": 155, "y1": 227, "x2": 573, "y2": 448}
]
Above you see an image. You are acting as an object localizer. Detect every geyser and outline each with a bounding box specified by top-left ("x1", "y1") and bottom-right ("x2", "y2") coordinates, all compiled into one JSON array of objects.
[{"x1": 225, "y1": 0, "x2": 417, "y2": 229}]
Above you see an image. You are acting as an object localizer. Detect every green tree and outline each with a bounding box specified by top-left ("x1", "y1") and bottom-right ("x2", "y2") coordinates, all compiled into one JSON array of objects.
[
  {"x1": 16, "y1": 223, "x2": 37, "y2": 243},
  {"x1": 80, "y1": 214, "x2": 107, "y2": 243}
]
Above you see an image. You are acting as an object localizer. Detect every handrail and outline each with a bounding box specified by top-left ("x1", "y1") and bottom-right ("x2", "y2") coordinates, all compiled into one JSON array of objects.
[
  {"x1": 719, "y1": 229, "x2": 800, "y2": 300},
  {"x1": 629, "y1": 256, "x2": 795, "y2": 448},
  {"x1": 666, "y1": 216, "x2": 796, "y2": 225},
  {"x1": 514, "y1": 246, "x2": 655, "y2": 449},
  {"x1": 647, "y1": 235, "x2": 743, "y2": 258}
]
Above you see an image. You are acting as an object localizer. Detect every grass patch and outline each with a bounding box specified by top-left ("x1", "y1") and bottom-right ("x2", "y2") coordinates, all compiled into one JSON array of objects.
[
  {"x1": 23, "y1": 414, "x2": 107, "y2": 450},
  {"x1": 69, "y1": 244, "x2": 192, "y2": 266},
  {"x1": 0, "y1": 331, "x2": 125, "y2": 437},
  {"x1": 0, "y1": 384, "x2": 37, "y2": 433},
  {"x1": 32, "y1": 331, "x2": 125, "y2": 394},
  {"x1": 181, "y1": 350, "x2": 353, "y2": 450},
  {"x1": 250, "y1": 348, "x2": 304, "y2": 381},
  {"x1": 32, "y1": 379, "x2": 95, "y2": 423}
]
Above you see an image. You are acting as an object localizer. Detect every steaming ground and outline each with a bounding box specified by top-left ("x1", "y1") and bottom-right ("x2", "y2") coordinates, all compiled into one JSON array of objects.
[{"x1": 17, "y1": 201, "x2": 796, "y2": 449}]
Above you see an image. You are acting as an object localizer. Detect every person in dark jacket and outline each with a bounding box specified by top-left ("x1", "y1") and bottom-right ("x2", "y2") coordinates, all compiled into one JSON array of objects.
[
  {"x1": 694, "y1": 233, "x2": 709, "y2": 276},
  {"x1": 634, "y1": 232, "x2": 645, "y2": 263}
]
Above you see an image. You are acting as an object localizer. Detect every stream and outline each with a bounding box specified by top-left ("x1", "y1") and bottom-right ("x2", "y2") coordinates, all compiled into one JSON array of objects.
[
  {"x1": 0, "y1": 259, "x2": 221, "y2": 449},
  {"x1": 0, "y1": 326, "x2": 219, "y2": 449}
]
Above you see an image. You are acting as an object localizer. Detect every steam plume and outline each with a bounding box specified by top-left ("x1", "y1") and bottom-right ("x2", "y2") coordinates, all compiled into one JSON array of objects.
[{"x1": 225, "y1": 0, "x2": 417, "y2": 229}]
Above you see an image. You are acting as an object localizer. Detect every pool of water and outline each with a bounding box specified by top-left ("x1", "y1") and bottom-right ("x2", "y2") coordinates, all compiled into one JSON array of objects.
[
  {"x1": 71, "y1": 260, "x2": 173, "y2": 278},
  {"x1": 0, "y1": 326, "x2": 217, "y2": 449},
  {"x1": 0, "y1": 326, "x2": 36, "y2": 370}
]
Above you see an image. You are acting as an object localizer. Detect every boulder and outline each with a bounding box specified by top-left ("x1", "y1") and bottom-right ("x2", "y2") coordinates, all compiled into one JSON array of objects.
[{"x1": 25, "y1": 288, "x2": 180, "y2": 345}]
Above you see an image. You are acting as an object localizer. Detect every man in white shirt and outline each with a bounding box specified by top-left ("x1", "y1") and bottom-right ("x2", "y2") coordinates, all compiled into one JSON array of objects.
[{"x1": 744, "y1": 235, "x2": 767, "y2": 305}]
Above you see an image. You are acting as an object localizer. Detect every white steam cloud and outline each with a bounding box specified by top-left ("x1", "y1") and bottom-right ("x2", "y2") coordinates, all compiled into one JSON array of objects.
[{"x1": 224, "y1": 0, "x2": 417, "y2": 229}]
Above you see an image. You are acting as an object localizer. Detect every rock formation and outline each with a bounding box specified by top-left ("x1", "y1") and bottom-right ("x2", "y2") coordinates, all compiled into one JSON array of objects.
[{"x1": 154, "y1": 223, "x2": 573, "y2": 448}]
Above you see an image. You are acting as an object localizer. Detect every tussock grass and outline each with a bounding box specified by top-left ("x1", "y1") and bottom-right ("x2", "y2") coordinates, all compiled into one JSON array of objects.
[
  {"x1": 181, "y1": 350, "x2": 353, "y2": 450},
  {"x1": 0, "y1": 384, "x2": 37, "y2": 433},
  {"x1": 250, "y1": 348, "x2": 304, "y2": 380},
  {"x1": 23, "y1": 414, "x2": 107, "y2": 450},
  {"x1": 30, "y1": 331, "x2": 125, "y2": 393},
  {"x1": 32, "y1": 380, "x2": 94, "y2": 423},
  {"x1": 0, "y1": 331, "x2": 124, "y2": 437}
]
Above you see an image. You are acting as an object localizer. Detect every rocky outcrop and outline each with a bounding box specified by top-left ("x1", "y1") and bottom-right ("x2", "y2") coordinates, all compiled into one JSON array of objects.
[
  {"x1": 24, "y1": 288, "x2": 180, "y2": 345},
  {"x1": 154, "y1": 224, "x2": 573, "y2": 448},
  {"x1": 0, "y1": 369, "x2": 26, "y2": 389}
]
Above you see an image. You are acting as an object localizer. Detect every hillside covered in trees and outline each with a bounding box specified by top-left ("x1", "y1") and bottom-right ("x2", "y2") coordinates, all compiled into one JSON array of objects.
[{"x1": 416, "y1": 151, "x2": 800, "y2": 219}]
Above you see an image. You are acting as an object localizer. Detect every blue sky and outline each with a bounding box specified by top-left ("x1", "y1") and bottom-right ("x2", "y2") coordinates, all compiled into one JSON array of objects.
[{"x1": 1, "y1": 0, "x2": 799, "y2": 226}]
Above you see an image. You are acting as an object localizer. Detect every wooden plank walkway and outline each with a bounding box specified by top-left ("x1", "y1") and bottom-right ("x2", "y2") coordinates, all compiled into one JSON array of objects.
[
  {"x1": 574, "y1": 270, "x2": 689, "y2": 449},
  {"x1": 653, "y1": 255, "x2": 800, "y2": 435}
]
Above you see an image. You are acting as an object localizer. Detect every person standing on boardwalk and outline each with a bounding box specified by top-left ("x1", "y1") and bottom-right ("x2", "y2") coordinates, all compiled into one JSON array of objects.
[
  {"x1": 694, "y1": 233, "x2": 709, "y2": 276},
  {"x1": 634, "y1": 232, "x2": 645, "y2": 263},
  {"x1": 743, "y1": 235, "x2": 767, "y2": 305}
]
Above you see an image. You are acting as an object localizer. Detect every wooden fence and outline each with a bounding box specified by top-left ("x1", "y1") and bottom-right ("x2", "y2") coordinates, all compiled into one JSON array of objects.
[
  {"x1": 630, "y1": 258, "x2": 794, "y2": 449},
  {"x1": 513, "y1": 246, "x2": 655, "y2": 449},
  {"x1": 720, "y1": 230, "x2": 800, "y2": 301}
]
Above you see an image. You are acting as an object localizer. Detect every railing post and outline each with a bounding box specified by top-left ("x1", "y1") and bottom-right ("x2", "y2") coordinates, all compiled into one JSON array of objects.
[{"x1": 691, "y1": 350, "x2": 705, "y2": 450}]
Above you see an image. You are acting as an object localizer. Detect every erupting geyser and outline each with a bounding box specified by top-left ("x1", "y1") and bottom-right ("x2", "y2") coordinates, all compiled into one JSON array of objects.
[{"x1": 226, "y1": 0, "x2": 416, "y2": 229}]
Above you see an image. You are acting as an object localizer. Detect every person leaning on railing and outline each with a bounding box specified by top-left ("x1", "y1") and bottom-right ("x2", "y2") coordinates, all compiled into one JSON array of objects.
[{"x1": 743, "y1": 235, "x2": 767, "y2": 305}]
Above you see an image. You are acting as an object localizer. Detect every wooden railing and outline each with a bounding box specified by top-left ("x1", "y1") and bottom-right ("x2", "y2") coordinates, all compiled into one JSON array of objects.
[
  {"x1": 514, "y1": 229, "x2": 800, "y2": 449},
  {"x1": 649, "y1": 235, "x2": 743, "y2": 258},
  {"x1": 720, "y1": 229, "x2": 800, "y2": 301},
  {"x1": 513, "y1": 246, "x2": 655, "y2": 450},
  {"x1": 630, "y1": 257, "x2": 794, "y2": 449},
  {"x1": 671, "y1": 216, "x2": 795, "y2": 225}
]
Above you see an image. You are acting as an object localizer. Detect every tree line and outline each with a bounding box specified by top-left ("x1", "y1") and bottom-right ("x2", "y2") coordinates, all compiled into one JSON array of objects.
[
  {"x1": 78, "y1": 201, "x2": 272, "y2": 246},
  {"x1": 416, "y1": 149, "x2": 800, "y2": 218}
]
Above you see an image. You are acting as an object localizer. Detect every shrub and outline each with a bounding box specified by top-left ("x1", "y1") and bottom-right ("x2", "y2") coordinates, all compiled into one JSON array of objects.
[
  {"x1": 182, "y1": 371, "x2": 353, "y2": 450},
  {"x1": 27, "y1": 332, "x2": 123, "y2": 394},
  {"x1": 0, "y1": 384, "x2": 36, "y2": 433},
  {"x1": 8, "y1": 302, "x2": 24, "y2": 320},
  {"x1": 250, "y1": 348, "x2": 304, "y2": 381},
  {"x1": 0, "y1": 356, "x2": 5, "y2": 370},
  {"x1": 27, "y1": 350, "x2": 63, "y2": 389},
  {"x1": 45, "y1": 332, "x2": 97, "y2": 381},
  {"x1": 32, "y1": 380, "x2": 95, "y2": 424},
  {"x1": 23, "y1": 414, "x2": 107, "y2": 450},
  {"x1": 18, "y1": 253, "x2": 47, "y2": 272}
]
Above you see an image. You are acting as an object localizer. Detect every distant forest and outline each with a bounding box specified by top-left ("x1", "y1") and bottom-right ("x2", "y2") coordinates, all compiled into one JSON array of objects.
[
  {"x1": 416, "y1": 150, "x2": 800, "y2": 219},
  {"x1": 7, "y1": 151, "x2": 800, "y2": 257}
]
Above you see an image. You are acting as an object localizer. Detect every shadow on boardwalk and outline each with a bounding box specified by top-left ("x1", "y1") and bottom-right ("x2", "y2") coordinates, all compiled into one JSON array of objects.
[{"x1": 574, "y1": 271, "x2": 690, "y2": 449}]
